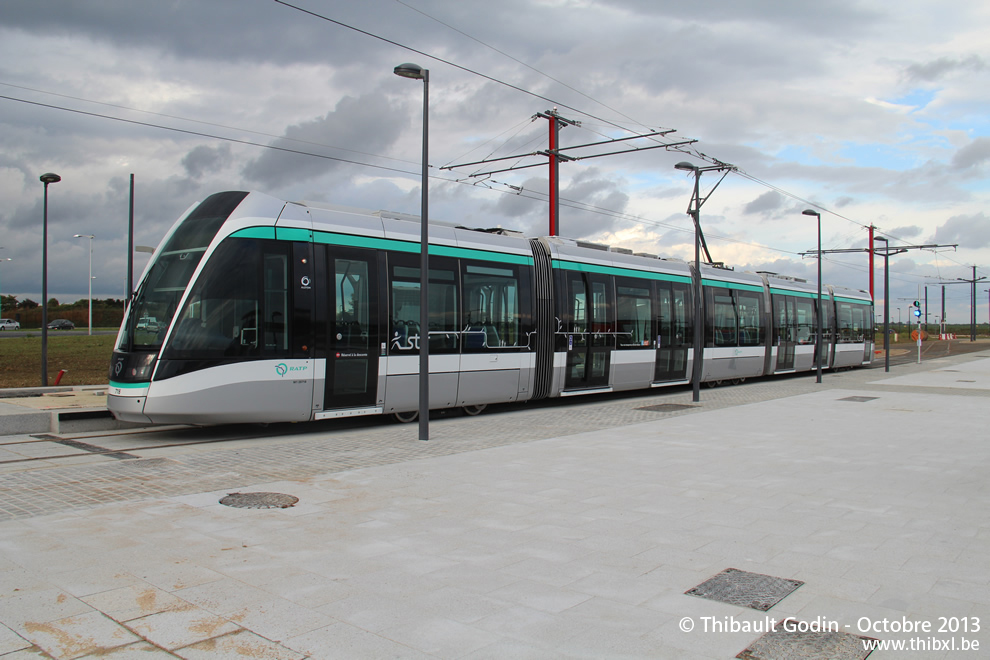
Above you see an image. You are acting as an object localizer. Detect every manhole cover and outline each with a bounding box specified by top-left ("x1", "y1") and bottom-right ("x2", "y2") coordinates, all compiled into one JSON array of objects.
[
  {"x1": 637, "y1": 403, "x2": 698, "y2": 413},
  {"x1": 686, "y1": 568, "x2": 803, "y2": 611},
  {"x1": 737, "y1": 626, "x2": 875, "y2": 659},
  {"x1": 956, "y1": 379, "x2": 976, "y2": 383},
  {"x1": 220, "y1": 492, "x2": 299, "y2": 509},
  {"x1": 838, "y1": 396, "x2": 878, "y2": 403}
]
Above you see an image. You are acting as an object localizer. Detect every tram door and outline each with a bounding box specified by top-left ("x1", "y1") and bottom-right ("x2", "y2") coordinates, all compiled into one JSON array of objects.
[
  {"x1": 775, "y1": 295, "x2": 796, "y2": 371},
  {"x1": 324, "y1": 248, "x2": 380, "y2": 410},
  {"x1": 655, "y1": 282, "x2": 690, "y2": 382},
  {"x1": 564, "y1": 271, "x2": 613, "y2": 390}
]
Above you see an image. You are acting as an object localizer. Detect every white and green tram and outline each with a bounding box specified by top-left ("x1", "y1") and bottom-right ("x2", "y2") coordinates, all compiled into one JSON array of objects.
[{"x1": 108, "y1": 191, "x2": 873, "y2": 425}]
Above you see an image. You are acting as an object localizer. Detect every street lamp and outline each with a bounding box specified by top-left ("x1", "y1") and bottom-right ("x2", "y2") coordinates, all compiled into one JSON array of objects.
[
  {"x1": 0, "y1": 255, "x2": 11, "y2": 318},
  {"x1": 874, "y1": 236, "x2": 891, "y2": 372},
  {"x1": 674, "y1": 160, "x2": 733, "y2": 402},
  {"x1": 674, "y1": 162, "x2": 704, "y2": 402},
  {"x1": 40, "y1": 172, "x2": 61, "y2": 386},
  {"x1": 802, "y1": 209, "x2": 823, "y2": 384},
  {"x1": 394, "y1": 62, "x2": 430, "y2": 441},
  {"x1": 74, "y1": 234, "x2": 95, "y2": 335}
]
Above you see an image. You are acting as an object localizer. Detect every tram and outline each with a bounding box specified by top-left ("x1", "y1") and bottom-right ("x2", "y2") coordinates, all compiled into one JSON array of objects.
[{"x1": 108, "y1": 191, "x2": 873, "y2": 425}]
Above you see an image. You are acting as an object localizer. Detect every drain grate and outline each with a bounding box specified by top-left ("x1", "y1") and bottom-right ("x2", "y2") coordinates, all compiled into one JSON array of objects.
[
  {"x1": 838, "y1": 396, "x2": 878, "y2": 403},
  {"x1": 737, "y1": 626, "x2": 875, "y2": 659},
  {"x1": 636, "y1": 403, "x2": 698, "y2": 413},
  {"x1": 956, "y1": 379, "x2": 976, "y2": 383},
  {"x1": 686, "y1": 568, "x2": 803, "y2": 611},
  {"x1": 220, "y1": 492, "x2": 299, "y2": 509}
]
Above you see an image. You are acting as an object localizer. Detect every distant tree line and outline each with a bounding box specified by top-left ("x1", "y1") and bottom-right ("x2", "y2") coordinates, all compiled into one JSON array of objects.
[{"x1": 1, "y1": 295, "x2": 126, "y2": 328}]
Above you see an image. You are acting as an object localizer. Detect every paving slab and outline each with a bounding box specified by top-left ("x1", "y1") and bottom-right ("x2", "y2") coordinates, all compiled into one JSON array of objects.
[{"x1": 0, "y1": 349, "x2": 988, "y2": 657}]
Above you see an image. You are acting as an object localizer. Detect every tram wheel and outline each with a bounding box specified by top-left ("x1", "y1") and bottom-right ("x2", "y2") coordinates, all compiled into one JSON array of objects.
[
  {"x1": 462, "y1": 404, "x2": 487, "y2": 416},
  {"x1": 393, "y1": 410, "x2": 419, "y2": 423}
]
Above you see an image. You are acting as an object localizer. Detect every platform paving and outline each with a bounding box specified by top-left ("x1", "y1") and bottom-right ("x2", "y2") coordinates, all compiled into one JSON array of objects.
[{"x1": 0, "y1": 348, "x2": 988, "y2": 658}]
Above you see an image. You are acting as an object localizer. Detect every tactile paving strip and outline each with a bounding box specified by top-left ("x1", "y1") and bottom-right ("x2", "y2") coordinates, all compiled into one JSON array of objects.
[
  {"x1": 736, "y1": 626, "x2": 875, "y2": 660},
  {"x1": 686, "y1": 568, "x2": 803, "y2": 611}
]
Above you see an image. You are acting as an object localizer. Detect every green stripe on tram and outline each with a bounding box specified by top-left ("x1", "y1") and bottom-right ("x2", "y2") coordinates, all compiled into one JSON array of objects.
[
  {"x1": 230, "y1": 226, "x2": 533, "y2": 265},
  {"x1": 769, "y1": 288, "x2": 820, "y2": 299},
  {"x1": 553, "y1": 259, "x2": 692, "y2": 284},
  {"x1": 701, "y1": 278, "x2": 763, "y2": 293},
  {"x1": 108, "y1": 380, "x2": 148, "y2": 389},
  {"x1": 834, "y1": 295, "x2": 871, "y2": 305}
]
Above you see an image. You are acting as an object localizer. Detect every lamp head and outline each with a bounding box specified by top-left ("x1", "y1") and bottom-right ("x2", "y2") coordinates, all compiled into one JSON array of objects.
[
  {"x1": 394, "y1": 63, "x2": 427, "y2": 80},
  {"x1": 674, "y1": 161, "x2": 698, "y2": 172},
  {"x1": 40, "y1": 172, "x2": 61, "y2": 185},
  {"x1": 801, "y1": 209, "x2": 820, "y2": 218}
]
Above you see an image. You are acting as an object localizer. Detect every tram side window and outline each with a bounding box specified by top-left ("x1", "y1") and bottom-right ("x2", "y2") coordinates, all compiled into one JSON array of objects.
[
  {"x1": 672, "y1": 284, "x2": 691, "y2": 346},
  {"x1": 388, "y1": 258, "x2": 459, "y2": 354},
  {"x1": 462, "y1": 262, "x2": 526, "y2": 351},
  {"x1": 264, "y1": 254, "x2": 289, "y2": 352},
  {"x1": 850, "y1": 303, "x2": 869, "y2": 341},
  {"x1": 736, "y1": 290, "x2": 763, "y2": 346},
  {"x1": 616, "y1": 281, "x2": 652, "y2": 348},
  {"x1": 709, "y1": 287, "x2": 736, "y2": 347},
  {"x1": 164, "y1": 239, "x2": 290, "y2": 360},
  {"x1": 837, "y1": 302, "x2": 854, "y2": 343},
  {"x1": 795, "y1": 298, "x2": 815, "y2": 344},
  {"x1": 334, "y1": 258, "x2": 370, "y2": 350}
]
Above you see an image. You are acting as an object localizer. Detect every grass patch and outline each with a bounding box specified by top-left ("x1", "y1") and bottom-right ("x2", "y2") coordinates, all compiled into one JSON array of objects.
[{"x1": 0, "y1": 333, "x2": 117, "y2": 388}]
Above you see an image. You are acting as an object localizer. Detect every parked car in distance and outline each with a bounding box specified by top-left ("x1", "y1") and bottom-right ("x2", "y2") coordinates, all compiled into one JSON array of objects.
[
  {"x1": 0, "y1": 319, "x2": 20, "y2": 330},
  {"x1": 136, "y1": 316, "x2": 159, "y2": 332},
  {"x1": 47, "y1": 319, "x2": 75, "y2": 330}
]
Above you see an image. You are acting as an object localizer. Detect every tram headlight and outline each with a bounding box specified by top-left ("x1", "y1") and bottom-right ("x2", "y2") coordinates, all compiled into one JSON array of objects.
[{"x1": 111, "y1": 351, "x2": 158, "y2": 382}]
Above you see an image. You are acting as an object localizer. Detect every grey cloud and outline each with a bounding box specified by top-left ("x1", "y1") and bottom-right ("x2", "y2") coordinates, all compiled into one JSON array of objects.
[
  {"x1": 241, "y1": 94, "x2": 405, "y2": 189},
  {"x1": 489, "y1": 176, "x2": 546, "y2": 222},
  {"x1": 950, "y1": 138, "x2": 990, "y2": 171},
  {"x1": 743, "y1": 190, "x2": 783, "y2": 215},
  {"x1": 904, "y1": 55, "x2": 986, "y2": 82},
  {"x1": 558, "y1": 169, "x2": 630, "y2": 240},
  {"x1": 182, "y1": 144, "x2": 232, "y2": 180},
  {"x1": 933, "y1": 212, "x2": 990, "y2": 249},
  {"x1": 886, "y1": 225, "x2": 922, "y2": 239}
]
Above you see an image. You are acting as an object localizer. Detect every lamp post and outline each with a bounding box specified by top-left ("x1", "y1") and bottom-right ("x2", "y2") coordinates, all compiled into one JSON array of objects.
[
  {"x1": 802, "y1": 209, "x2": 823, "y2": 384},
  {"x1": 74, "y1": 234, "x2": 95, "y2": 335},
  {"x1": 874, "y1": 236, "x2": 890, "y2": 372},
  {"x1": 0, "y1": 256, "x2": 11, "y2": 318},
  {"x1": 394, "y1": 62, "x2": 430, "y2": 441},
  {"x1": 674, "y1": 161, "x2": 733, "y2": 402},
  {"x1": 40, "y1": 172, "x2": 61, "y2": 386},
  {"x1": 674, "y1": 162, "x2": 704, "y2": 403}
]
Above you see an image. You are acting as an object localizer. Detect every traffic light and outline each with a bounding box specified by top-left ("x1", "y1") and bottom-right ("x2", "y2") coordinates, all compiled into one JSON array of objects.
[
  {"x1": 913, "y1": 300, "x2": 920, "y2": 307},
  {"x1": 913, "y1": 307, "x2": 921, "y2": 318}
]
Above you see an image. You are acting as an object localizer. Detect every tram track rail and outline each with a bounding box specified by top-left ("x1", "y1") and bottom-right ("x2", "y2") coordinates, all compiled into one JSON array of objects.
[
  {"x1": 2, "y1": 340, "x2": 985, "y2": 470},
  {"x1": 0, "y1": 426, "x2": 277, "y2": 467}
]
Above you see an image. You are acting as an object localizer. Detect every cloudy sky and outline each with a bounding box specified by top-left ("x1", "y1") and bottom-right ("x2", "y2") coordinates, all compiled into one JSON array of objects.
[{"x1": 2, "y1": 0, "x2": 989, "y2": 324}]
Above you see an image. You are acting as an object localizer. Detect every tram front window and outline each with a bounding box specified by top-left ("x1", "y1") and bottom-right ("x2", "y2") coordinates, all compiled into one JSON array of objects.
[
  {"x1": 118, "y1": 191, "x2": 248, "y2": 354},
  {"x1": 164, "y1": 238, "x2": 290, "y2": 361}
]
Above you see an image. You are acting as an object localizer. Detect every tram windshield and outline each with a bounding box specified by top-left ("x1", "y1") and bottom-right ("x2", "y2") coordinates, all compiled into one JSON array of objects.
[{"x1": 117, "y1": 192, "x2": 248, "y2": 353}]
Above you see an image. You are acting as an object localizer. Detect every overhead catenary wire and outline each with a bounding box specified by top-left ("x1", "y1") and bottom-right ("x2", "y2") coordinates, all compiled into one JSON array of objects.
[
  {"x1": 11, "y1": 2, "x2": 987, "y2": 277},
  {"x1": 0, "y1": 90, "x2": 794, "y2": 258},
  {"x1": 6, "y1": 87, "x2": 984, "y2": 280}
]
